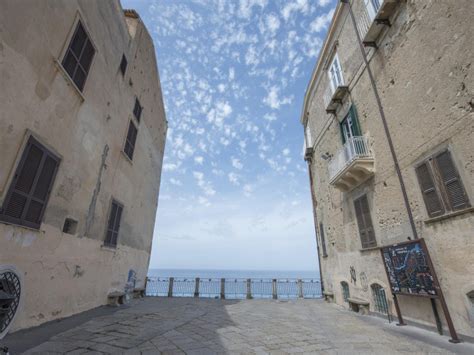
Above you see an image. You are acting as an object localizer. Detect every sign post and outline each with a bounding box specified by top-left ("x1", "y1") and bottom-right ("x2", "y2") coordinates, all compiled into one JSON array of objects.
[{"x1": 380, "y1": 238, "x2": 460, "y2": 343}]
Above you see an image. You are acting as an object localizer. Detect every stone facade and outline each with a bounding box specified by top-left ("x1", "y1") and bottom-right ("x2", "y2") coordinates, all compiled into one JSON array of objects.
[
  {"x1": 301, "y1": 0, "x2": 474, "y2": 339},
  {"x1": 0, "y1": 1, "x2": 167, "y2": 332}
]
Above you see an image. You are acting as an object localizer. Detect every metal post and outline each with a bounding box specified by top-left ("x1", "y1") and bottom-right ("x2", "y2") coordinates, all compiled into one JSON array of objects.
[
  {"x1": 341, "y1": 0, "x2": 418, "y2": 241},
  {"x1": 194, "y1": 277, "x2": 200, "y2": 298},
  {"x1": 431, "y1": 298, "x2": 443, "y2": 335},
  {"x1": 168, "y1": 277, "x2": 174, "y2": 298},
  {"x1": 392, "y1": 294, "x2": 406, "y2": 326},
  {"x1": 246, "y1": 279, "x2": 252, "y2": 299},
  {"x1": 272, "y1": 279, "x2": 277, "y2": 300},
  {"x1": 298, "y1": 279, "x2": 304, "y2": 298},
  {"x1": 220, "y1": 278, "x2": 225, "y2": 299}
]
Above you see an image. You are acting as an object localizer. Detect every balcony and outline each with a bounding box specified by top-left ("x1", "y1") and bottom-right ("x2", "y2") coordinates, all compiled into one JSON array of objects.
[
  {"x1": 328, "y1": 135, "x2": 375, "y2": 192},
  {"x1": 357, "y1": 0, "x2": 400, "y2": 47},
  {"x1": 323, "y1": 84, "x2": 349, "y2": 114}
]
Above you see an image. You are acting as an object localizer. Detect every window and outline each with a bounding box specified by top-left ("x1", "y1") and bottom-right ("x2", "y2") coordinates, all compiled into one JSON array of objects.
[
  {"x1": 371, "y1": 284, "x2": 389, "y2": 314},
  {"x1": 124, "y1": 120, "x2": 138, "y2": 160},
  {"x1": 354, "y1": 194, "x2": 377, "y2": 249},
  {"x1": 415, "y1": 150, "x2": 470, "y2": 218},
  {"x1": 319, "y1": 223, "x2": 328, "y2": 257},
  {"x1": 62, "y1": 21, "x2": 95, "y2": 91},
  {"x1": 328, "y1": 53, "x2": 344, "y2": 93},
  {"x1": 341, "y1": 281, "x2": 350, "y2": 302},
  {"x1": 119, "y1": 54, "x2": 128, "y2": 76},
  {"x1": 0, "y1": 136, "x2": 60, "y2": 229},
  {"x1": 340, "y1": 106, "x2": 362, "y2": 144},
  {"x1": 62, "y1": 218, "x2": 78, "y2": 234},
  {"x1": 133, "y1": 98, "x2": 142, "y2": 123},
  {"x1": 305, "y1": 124, "x2": 313, "y2": 148},
  {"x1": 366, "y1": 0, "x2": 382, "y2": 21},
  {"x1": 104, "y1": 200, "x2": 123, "y2": 247}
]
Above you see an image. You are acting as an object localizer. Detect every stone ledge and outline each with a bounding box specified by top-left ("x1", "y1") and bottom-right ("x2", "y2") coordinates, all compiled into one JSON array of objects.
[{"x1": 424, "y1": 207, "x2": 474, "y2": 225}]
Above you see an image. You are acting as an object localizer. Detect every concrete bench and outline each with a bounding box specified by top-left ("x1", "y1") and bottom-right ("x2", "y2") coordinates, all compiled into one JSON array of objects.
[
  {"x1": 323, "y1": 291, "x2": 334, "y2": 303},
  {"x1": 347, "y1": 297, "x2": 370, "y2": 315},
  {"x1": 108, "y1": 291, "x2": 125, "y2": 307},
  {"x1": 133, "y1": 287, "x2": 146, "y2": 299}
]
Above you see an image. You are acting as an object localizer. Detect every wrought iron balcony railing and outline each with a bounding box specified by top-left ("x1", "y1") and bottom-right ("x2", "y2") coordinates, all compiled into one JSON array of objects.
[{"x1": 328, "y1": 135, "x2": 375, "y2": 191}]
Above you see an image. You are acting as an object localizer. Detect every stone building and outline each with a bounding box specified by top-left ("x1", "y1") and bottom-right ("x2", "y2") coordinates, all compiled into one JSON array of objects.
[
  {"x1": 0, "y1": 0, "x2": 167, "y2": 334},
  {"x1": 301, "y1": 0, "x2": 473, "y2": 339}
]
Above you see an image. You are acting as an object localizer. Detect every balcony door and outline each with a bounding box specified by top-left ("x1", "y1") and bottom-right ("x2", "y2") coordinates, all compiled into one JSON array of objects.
[
  {"x1": 329, "y1": 53, "x2": 344, "y2": 93},
  {"x1": 340, "y1": 106, "x2": 362, "y2": 158}
]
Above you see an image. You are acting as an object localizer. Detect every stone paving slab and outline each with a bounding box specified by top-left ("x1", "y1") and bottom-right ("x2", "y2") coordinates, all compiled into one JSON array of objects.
[{"x1": 9, "y1": 298, "x2": 474, "y2": 354}]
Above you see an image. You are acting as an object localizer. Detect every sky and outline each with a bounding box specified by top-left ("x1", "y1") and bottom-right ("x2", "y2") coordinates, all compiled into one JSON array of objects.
[{"x1": 121, "y1": 0, "x2": 336, "y2": 271}]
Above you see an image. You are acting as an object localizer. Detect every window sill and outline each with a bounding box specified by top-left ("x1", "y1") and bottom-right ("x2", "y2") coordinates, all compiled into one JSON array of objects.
[
  {"x1": 101, "y1": 244, "x2": 118, "y2": 252},
  {"x1": 359, "y1": 245, "x2": 380, "y2": 253},
  {"x1": 53, "y1": 58, "x2": 85, "y2": 102},
  {"x1": 120, "y1": 150, "x2": 134, "y2": 165},
  {"x1": 424, "y1": 207, "x2": 474, "y2": 225}
]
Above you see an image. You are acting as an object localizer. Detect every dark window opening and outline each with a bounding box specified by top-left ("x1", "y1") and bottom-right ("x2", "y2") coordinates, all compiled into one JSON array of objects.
[
  {"x1": 319, "y1": 223, "x2": 328, "y2": 257},
  {"x1": 62, "y1": 21, "x2": 95, "y2": 91},
  {"x1": 104, "y1": 200, "x2": 123, "y2": 247},
  {"x1": 124, "y1": 120, "x2": 138, "y2": 160},
  {"x1": 119, "y1": 54, "x2": 128, "y2": 76},
  {"x1": 354, "y1": 194, "x2": 377, "y2": 249},
  {"x1": 341, "y1": 281, "x2": 350, "y2": 302},
  {"x1": 0, "y1": 136, "x2": 60, "y2": 229},
  {"x1": 62, "y1": 218, "x2": 78, "y2": 234},
  {"x1": 416, "y1": 150, "x2": 470, "y2": 218},
  {"x1": 133, "y1": 98, "x2": 142, "y2": 123}
]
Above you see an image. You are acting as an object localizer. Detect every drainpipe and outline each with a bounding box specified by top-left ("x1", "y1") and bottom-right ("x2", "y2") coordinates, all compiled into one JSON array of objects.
[
  {"x1": 305, "y1": 149, "x2": 325, "y2": 293},
  {"x1": 341, "y1": 0, "x2": 419, "y2": 240}
]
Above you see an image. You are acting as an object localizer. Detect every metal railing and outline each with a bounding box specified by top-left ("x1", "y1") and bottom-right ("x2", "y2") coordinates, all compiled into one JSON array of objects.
[
  {"x1": 328, "y1": 135, "x2": 373, "y2": 181},
  {"x1": 146, "y1": 277, "x2": 322, "y2": 299}
]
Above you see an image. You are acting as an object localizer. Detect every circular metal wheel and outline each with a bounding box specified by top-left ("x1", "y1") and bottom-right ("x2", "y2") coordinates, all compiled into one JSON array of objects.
[{"x1": 0, "y1": 265, "x2": 22, "y2": 340}]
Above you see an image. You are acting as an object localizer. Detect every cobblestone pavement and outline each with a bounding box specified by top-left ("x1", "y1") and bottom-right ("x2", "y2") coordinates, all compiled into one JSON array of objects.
[{"x1": 21, "y1": 298, "x2": 474, "y2": 354}]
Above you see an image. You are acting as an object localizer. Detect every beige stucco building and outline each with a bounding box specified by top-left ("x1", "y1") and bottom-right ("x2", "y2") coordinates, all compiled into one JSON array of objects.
[
  {"x1": 0, "y1": 0, "x2": 167, "y2": 334},
  {"x1": 302, "y1": 0, "x2": 474, "y2": 340}
]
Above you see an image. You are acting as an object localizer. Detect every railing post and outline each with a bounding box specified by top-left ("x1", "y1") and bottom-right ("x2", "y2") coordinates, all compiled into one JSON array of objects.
[
  {"x1": 168, "y1": 277, "x2": 174, "y2": 298},
  {"x1": 298, "y1": 279, "x2": 304, "y2": 298},
  {"x1": 272, "y1": 279, "x2": 277, "y2": 300},
  {"x1": 246, "y1": 279, "x2": 252, "y2": 299},
  {"x1": 220, "y1": 278, "x2": 225, "y2": 299},
  {"x1": 194, "y1": 277, "x2": 200, "y2": 298}
]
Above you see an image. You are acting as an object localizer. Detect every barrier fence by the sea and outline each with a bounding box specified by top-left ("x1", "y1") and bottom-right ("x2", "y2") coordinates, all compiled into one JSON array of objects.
[{"x1": 146, "y1": 277, "x2": 322, "y2": 299}]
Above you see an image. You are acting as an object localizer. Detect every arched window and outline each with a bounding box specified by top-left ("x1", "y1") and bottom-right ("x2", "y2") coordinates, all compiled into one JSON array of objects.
[
  {"x1": 371, "y1": 283, "x2": 389, "y2": 314},
  {"x1": 341, "y1": 281, "x2": 350, "y2": 302}
]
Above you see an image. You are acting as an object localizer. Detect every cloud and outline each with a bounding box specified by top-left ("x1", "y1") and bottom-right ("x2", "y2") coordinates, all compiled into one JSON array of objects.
[
  {"x1": 194, "y1": 156, "x2": 204, "y2": 165},
  {"x1": 193, "y1": 171, "x2": 216, "y2": 196},
  {"x1": 310, "y1": 9, "x2": 335, "y2": 33},
  {"x1": 228, "y1": 172, "x2": 240, "y2": 185},
  {"x1": 263, "y1": 86, "x2": 293, "y2": 110},
  {"x1": 281, "y1": 0, "x2": 309, "y2": 22},
  {"x1": 169, "y1": 178, "x2": 182, "y2": 186},
  {"x1": 231, "y1": 157, "x2": 244, "y2": 170},
  {"x1": 282, "y1": 148, "x2": 290, "y2": 156}
]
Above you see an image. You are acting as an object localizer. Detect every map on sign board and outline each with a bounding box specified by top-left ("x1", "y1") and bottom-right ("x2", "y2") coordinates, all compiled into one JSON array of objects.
[{"x1": 381, "y1": 240, "x2": 437, "y2": 297}]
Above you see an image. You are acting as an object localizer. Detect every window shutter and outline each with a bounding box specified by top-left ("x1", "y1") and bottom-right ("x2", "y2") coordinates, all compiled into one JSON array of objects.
[
  {"x1": 1, "y1": 137, "x2": 59, "y2": 229},
  {"x1": 105, "y1": 200, "x2": 123, "y2": 247},
  {"x1": 124, "y1": 121, "x2": 138, "y2": 160},
  {"x1": 415, "y1": 163, "x2": 444, "y2": 217},
  {"x1": 349, "y1": 105, "x2": 362, "y2": 137},
  {"x1": 354, "y1": 195, "x2": 376, "y2": 249},
  {"x1": 434, "y1": 151, "x2": 470, "y2": 211}
]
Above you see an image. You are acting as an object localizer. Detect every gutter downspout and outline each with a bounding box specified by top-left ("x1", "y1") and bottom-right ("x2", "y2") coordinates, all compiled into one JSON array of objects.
[
  {"x1": 341, "y1": 0, "x2": 419, "y2": 240},
  {"x1": 305, "y1": 151, "x2": 325, "y2": 293}
]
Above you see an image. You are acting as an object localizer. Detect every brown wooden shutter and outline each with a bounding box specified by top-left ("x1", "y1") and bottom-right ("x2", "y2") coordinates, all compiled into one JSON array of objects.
[
  {"x1": 124, "y1": 121, "x2": 138, "y2": 160},
  {"x1": 434, "y1": 151, "x2": 470, "y2": 211},
  {"x1": 105, "y1": 200, "x2": 123, "y2": 247},
  {"x1": 415, "y1": 162, "x2": 444, "y2": 217},
  {"x1": 1, "y1": 137, "x2": 60, "y2": 229},
  {"x1": 354, "y1": 195, "x2": 377, "y2": 249}
]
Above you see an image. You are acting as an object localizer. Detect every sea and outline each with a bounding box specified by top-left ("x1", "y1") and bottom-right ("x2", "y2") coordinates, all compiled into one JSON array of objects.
[{"x1": 148, "y1": 268, "x2": 320, "y2": 280}]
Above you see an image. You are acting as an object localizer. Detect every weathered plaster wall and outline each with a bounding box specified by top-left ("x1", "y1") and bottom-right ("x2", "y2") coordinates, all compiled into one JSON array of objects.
[
  {"x1": 306, "y1": 0, "x2": 474, "y2": 337},
  {"x1": 0, "y1": 0, "x2": 167, "y2": 331}
]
